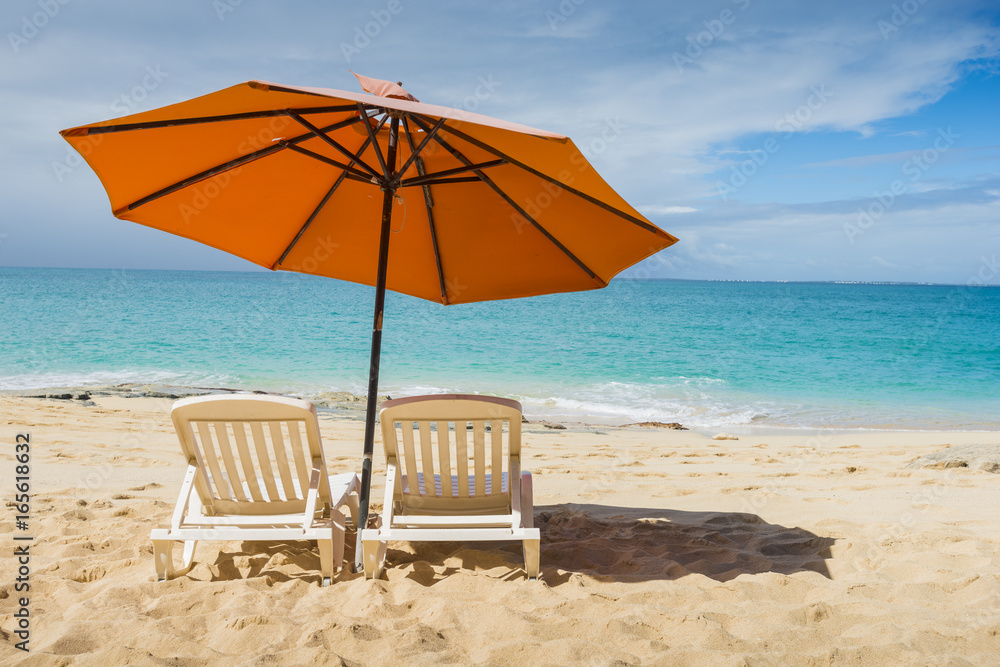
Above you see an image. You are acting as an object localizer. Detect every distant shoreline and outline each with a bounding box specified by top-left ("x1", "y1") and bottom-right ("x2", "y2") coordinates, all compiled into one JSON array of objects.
[{"x1": 2, "y1": 265, "x2": 997, "y2": 289}]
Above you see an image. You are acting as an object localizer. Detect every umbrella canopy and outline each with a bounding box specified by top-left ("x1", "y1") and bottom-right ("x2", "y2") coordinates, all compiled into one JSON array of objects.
[
  {"x1": 61, "y1": 76, "x2": 676, "y2": 304},
  {"x1": 61, "y1": 75, "x2": 678, "y2": 571}
]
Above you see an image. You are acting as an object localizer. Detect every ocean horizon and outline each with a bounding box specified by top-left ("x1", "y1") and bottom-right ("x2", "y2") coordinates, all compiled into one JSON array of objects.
[{"x1": 2, "y1": 266, "x2": 997, "y2": 431}]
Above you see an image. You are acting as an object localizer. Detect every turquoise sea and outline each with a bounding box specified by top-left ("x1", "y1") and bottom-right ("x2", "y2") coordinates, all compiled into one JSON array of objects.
[{"x1": 1, "y1": 267, "x2": 998, "y2": 430}]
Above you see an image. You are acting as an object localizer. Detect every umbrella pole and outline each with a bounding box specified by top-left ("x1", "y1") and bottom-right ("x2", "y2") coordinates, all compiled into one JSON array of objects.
[{"x1": 355, "y1": 114, "x2": 400, "y2": 572}]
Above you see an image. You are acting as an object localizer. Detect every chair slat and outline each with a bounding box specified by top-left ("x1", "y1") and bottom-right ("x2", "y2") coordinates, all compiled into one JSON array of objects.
[
  {"x1": 400, "y1": 422, "x2": 419, "y2": 496},
  {"x1": 418, "y1": 421, "x2": 434, "y2": 496},
  {"x1": 456, "y1": 420, "x2": 469, "y2": 498},
  {"x1": 490, "y1": 420, "x2": 503, "y2": 495},
  {"x1": 473, "y1": 421, "x2": 486, "y2": 497},
  {"x1": 270, "y1": 422, "x2": 297, "y2": 500},
  {"x1": 214, "y1": 422, "x2": 247, "y2": 502},
  {"x1": 232, "y1": 422, "x2": 264, "y2": 501},
  {"x1": 197, "y1": 421, "x2": 231, "y2": 501},
  {"x1": 436, "y1": 421, "x2": 453, "y2": 497},
  {"x1": 287, "y1": 420, "x2": 310, "y2": 499},
  {"x1": 250, "y1": 422, "x2": 280, "y2": 501}
]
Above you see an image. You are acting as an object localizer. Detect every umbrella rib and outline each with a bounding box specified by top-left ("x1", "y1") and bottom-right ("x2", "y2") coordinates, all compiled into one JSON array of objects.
[
  {"x1": 392, "y1": 117, "x2": 447, "y2": 186},
  {"x1": 66, "y1": 105, "x2": 360, "y2": 135},
  {"x1": 410, "y1": 113, "x2": 667, "y2": 237},
  {"x1": 399, "y1": 160, "x2": 506, "y2": 188},
  {"x1": 274, "y1": 135, "x2": 376, "y2": 269},
  {"x1": 120, "y1": 114, "x2": 371, "y2": 212},
  {"x1": 284, "y1": 143, "x2": 376, "y2": 182},
  {"x1": 274, "y1": 178, "x2": 343, "y2": 270},
  {"x1": 352, "y1": 113, "x2": 391, "y2": 171},
  {"x1": 402, "y1": 116, "x2": 448, "y2": 304},
  {"x1": 287, "y1": 111, "x2": 382, "y2": 180},
  {"x1": 358, "y1": 103, "x2": 390, "y2": 181},
  {"x1": 409, "y1": 115, "x2": 602, "y2": 283},
  {"x1": 400, "y1": 176, "x2": 481, "y2": 187},
  {"x1": 122, "y1": 142, "x2": 284, "y2": 212}
]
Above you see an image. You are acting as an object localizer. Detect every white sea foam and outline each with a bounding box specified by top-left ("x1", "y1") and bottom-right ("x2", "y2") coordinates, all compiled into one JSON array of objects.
[
  {"x1": 0, "y1": 369, "x2": 239, "y2": 392},
  {"x1": 1, "y1": 370, "x2": 991, "y2": 431},
  {"x1": 353, "y1": 378, "x2": 786, "y2": 428}
]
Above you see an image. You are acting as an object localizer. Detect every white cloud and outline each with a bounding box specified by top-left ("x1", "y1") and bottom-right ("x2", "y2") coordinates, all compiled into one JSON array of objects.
[
  {"x1": 637, "y1": 205, "x2": 698, "y2": 215},
  {"x1": 501, "y1": 4, "x2": 998, "y2": 203},
  {"x1": 1, "y1": 0, "x2": 997, "y2": 281}
]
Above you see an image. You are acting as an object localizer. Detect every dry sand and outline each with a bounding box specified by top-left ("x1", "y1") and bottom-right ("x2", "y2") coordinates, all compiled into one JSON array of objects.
[{"x1": 2, "y1": 394, "x2": 1000, "y2": 665}]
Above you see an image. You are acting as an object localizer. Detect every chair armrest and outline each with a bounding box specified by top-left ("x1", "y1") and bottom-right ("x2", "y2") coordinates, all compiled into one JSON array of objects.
[
  {"x1": 171, "y1": 464, "x2": 199, "y2": 530},
  {"x1": 509, "y1": 455, "x2": 522, "y2": 528},
  {"x1": 520, "y1": 470, "x2": 534, "y2": 529},
  {"x1": 303, "y1": 466, "x2": 322, "y2": 531},
  {"x1": 380, "y1": 459, "x2": 398, "y2": 528}
]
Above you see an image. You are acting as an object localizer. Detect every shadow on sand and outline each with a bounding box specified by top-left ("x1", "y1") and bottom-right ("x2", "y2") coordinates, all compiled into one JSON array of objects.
[
  {"x1": 204, "y1": 504, "x2": 834, "y2": 586},
  {"x1": 534, "y1": 503, "x2": 834, "y2": 586}
]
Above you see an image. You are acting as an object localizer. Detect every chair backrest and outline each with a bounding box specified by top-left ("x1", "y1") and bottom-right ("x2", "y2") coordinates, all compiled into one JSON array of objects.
[
  {"x1": 379, "y1": 394, "x2": 522, "y2": 515},
  {"x1": 171, "y1": 394, "x2": 329, "y2": 516}
]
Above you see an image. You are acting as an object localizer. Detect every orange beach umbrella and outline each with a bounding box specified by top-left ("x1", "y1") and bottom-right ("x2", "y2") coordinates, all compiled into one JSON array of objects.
[{"x1": 61, "y1": 73, "x2": 678, "y2": 570}]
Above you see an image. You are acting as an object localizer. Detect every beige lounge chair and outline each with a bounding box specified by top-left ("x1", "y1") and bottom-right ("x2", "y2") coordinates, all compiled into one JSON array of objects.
[
  {"x1": 361, "y1": 394, "x2": 540, "y2": 580},
  {"x1": 150, "y1": 394, "x2": 360, "y2": 586}
]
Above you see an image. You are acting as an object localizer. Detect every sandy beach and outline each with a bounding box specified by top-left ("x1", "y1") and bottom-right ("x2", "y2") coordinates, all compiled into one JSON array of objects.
[{"x1": 2, "y1": 390, "x2": 1000, "y2": 665}]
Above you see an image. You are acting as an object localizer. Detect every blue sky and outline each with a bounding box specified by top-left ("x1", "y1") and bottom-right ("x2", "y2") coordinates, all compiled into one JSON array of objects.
[{"x1": 1, "y1": 0, "x2": 998, "y2": 284}]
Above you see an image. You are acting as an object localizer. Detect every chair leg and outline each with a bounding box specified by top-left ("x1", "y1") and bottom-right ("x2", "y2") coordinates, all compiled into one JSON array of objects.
[
  {"x1": 361, "y1": 531, "x2": 386, "y2": 580},
  {"x1": 316, "y1": 510, "x2": 347, "y2": 587},
  {"x1": 520, "y1": 471, "x2": 534, "y2": 529},
  {"x1": 152, "y1": 540, "x2": 171, "y2": 581},
  {"x1": 317, "y1": 540, "x2": 333, "y2": 587},
  {"x1": 344, "y1": 490, "x2": 360, "y2": 530},
  {"x1": 523, "y1": 537, "x2": 540, "y2": 581},
  {"x1": 153, "y1": 539, "x2": 197, "y2": 581},
  {"x1": 524, "y1": 540, "x2": 540, "y2": 581}
]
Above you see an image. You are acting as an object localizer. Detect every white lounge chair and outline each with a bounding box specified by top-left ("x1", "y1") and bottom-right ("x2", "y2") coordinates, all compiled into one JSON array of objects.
[
  {"x1": 361, "y1": 394, "x2": 540, "y2": 580},
  {"x1": 150, "y1": 394, "x2": 360, "y2": 586}
]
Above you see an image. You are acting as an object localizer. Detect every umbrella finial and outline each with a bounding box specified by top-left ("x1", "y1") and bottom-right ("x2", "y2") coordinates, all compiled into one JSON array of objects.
[{"x1": 351, "y1": 71, "x2": 419, "y2": 102}]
